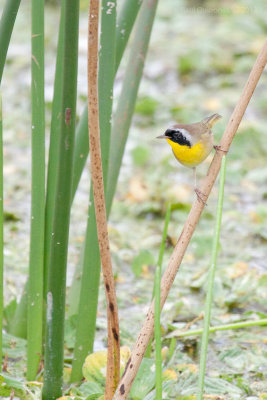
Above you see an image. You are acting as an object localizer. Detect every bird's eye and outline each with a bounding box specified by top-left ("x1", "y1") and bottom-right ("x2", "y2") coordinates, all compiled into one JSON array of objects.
[
  {"x1": 173, "y1": 131, "x2": 182, "y2": 140},
  {"x1": 167, "y1": 129, "x2": 191, "y2": 147}
]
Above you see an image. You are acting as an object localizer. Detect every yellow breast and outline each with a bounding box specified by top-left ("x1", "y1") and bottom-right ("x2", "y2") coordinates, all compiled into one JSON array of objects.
[{"x1": 166, "y1": 139, "x2": 212, "y2": 168}]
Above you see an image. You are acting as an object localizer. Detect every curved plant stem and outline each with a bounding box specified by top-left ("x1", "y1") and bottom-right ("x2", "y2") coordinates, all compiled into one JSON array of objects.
[
  {"x1": 42, "y1": 0, "x2": 80, "y2": 398},
  {"x1": 167, "y1": 318, "x2": 267, "y2": 338},
  {"x1": 0, "y1": 0, "x2": 21, "y2": 83},
  {"x1": 27, "y1": 0, "x2": 45, "y2": 380},
  {"x1": 113, "y1": 39, "x2": 267, "y2": 400},
  {"x1": 87, "y1": 1, "x2": 120, "y2": 398},
  {"x1": 197, "y1": 155, "x2": 226, "y2": 400}
]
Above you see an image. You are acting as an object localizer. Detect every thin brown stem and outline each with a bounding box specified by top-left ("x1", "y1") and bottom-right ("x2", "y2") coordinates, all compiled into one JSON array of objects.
[
  {"x1": 113, "y1": 39, "x2": 267, "y2": 399},
  {"x1": 88, "y1": 1, "x2": 120, "y2": 398}
]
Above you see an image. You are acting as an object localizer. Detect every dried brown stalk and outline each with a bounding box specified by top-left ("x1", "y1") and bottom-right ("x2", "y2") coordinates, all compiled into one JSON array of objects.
[
  {"x1": 113, "y1": 39, "x2": 267, "y2": 399},
  {"x1": 88, "y1": 1, "x2": 120, "y2": 398}
]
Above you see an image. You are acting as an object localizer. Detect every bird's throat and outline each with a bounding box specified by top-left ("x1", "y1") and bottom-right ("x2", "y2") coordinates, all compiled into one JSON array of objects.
[{"x1": 166, "y1": 139, "x2": 211, "y2": 168}]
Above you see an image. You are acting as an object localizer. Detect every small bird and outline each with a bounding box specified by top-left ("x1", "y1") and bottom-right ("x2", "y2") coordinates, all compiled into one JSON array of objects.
[{"x1": 156, "y1": 114, "x2": 222, "y2": 202}]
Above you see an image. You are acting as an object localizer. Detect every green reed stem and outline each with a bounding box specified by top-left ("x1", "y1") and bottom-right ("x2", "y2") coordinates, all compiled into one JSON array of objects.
[
  {"x1": 0, "y1": 0, "x2": 22, "y2": 84},
  {"x1": 71, "y1": 108, "x2": 88, "y2": 200},
  {"x1": 42, "y1": 0, "x2": 79, "y2": 398},
  {"x1": 157, "y1": 204, "x2": 171, "y2": 270},
  {"x1": 99, "y1": 0, "x2": 116, "y2": 192},
  {"x1": 168, "y1": 318, "x2": 267, "y2": 338},
  {"x1": 27, "y1": 0, "x2": 45, "y2": 380},
  {"x1": 0, "y1": 95, "x2": 3, "y2": 369},
  {"x1": 9, "y1": 283, "x2": 27, "y2": 338},
  {"x1": 69, "y1": 207, "x2": 100, "y2": 382},
  {"x1": 168, "y1": 337, "x2": 176, "y2": 360},
  {"x1": 44, "y1": 0, "x2": 65, "y2": 304},
  {"x1": 115, "y1": 0, "x2": 142, "y2": 71},
  {"x1": 197, "y1": 155, "x2": 226, "y2": 400}
]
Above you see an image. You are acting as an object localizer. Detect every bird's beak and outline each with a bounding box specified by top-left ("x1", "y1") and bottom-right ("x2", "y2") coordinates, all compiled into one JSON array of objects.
[{"x1": 156, "y1": 135, "x2": 169, "y2": 139}]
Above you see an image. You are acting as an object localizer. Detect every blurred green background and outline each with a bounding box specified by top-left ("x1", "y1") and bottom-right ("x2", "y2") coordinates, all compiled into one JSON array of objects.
[{"x1": 1, "y1": 0, "x2": 267, "y2": 397}]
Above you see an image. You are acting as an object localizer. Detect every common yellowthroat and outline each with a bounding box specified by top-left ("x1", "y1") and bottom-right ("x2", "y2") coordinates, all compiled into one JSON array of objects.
[{"x1": 157, "y1": 113, "x2": 222, "y2": 202}]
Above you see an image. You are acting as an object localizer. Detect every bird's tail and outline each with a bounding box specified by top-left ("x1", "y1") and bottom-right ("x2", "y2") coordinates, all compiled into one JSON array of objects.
[{"x1": 202, "y1": 113, "x2": 222, "y2": 128}]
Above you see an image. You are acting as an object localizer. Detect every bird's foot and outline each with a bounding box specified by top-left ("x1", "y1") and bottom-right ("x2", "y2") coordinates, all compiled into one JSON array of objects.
[
  {"x1": 214, "y1": 145, "x2": 228, "y2": 154},
  {"x1": 195, "y1": 188, "x2": 208, "y2": 206}
]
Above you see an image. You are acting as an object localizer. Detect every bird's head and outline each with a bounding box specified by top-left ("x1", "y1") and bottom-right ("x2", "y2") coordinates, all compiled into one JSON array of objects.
[{"x1": 157, "y1": 128, "x2": 192, "y2": 147}]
